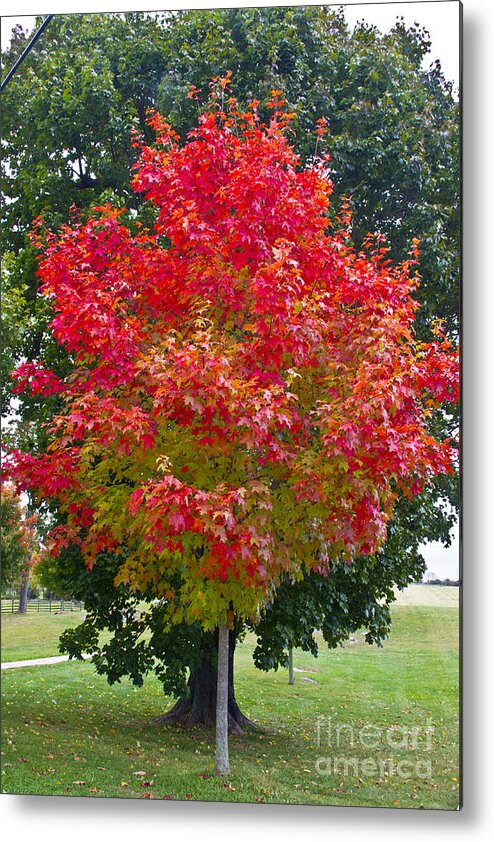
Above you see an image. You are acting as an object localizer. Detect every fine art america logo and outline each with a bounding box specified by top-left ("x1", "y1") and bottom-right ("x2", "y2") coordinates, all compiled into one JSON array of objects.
[{"x1": 315, "y1": 716, "x2": 434, "y2": 780}]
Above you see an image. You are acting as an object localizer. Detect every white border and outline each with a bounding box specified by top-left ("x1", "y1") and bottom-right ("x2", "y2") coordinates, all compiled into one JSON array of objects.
[{"x1": 1, "y1": 0, "x2": 493, "y2": 838}]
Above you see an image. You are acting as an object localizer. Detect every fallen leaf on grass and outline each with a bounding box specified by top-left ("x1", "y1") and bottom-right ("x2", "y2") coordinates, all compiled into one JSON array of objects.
[
  {"x1": 142, "y1": 793, "x2": 156, "y2": 799},
  {"x1": 255, "y1": 796, "x2": 265, "y2": 803},
  {"x1": 223, "y1": 782, "x2": 235, "y2": 791},
  {"x1": 72, "y1": 781, "x2": 86, "y2": 786},
  {"x1": 133, "y1": 770, "x2": 146, "y2": 776},
  {"x1": 89, "y1": 788, "x2": 98, "y2": 793},
  {"x1": 141, "y1": 781, "x2": 154, "y2": 787},
  {"x1": 120, "y1": 782, "x2": 129, "y2": 787}
]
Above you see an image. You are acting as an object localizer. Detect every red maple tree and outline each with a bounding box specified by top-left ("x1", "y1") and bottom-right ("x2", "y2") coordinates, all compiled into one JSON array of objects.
[{"x1": 5, "y1": 84, "x2": 458, "y2": 772}]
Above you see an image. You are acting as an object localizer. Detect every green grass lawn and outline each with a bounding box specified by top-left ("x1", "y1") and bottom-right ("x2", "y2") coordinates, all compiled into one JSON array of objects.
[
  {"x1": 1, "y1": 610, "x2": 87, "y2": 662},
  {"x1": 1, "y1": 597, "x2": 460, "y2": 810}
]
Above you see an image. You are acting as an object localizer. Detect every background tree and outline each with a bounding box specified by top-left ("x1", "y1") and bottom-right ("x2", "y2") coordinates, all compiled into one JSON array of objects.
[
  {"x1": 0, "y1": 483, "x2": 39, "y2": 610},
  {"x1": 1, "y1": 484, "x2": 28, "y2": 591},
  {"x1": 34, "y1": 546, "x2": 74, "y2": 600}
]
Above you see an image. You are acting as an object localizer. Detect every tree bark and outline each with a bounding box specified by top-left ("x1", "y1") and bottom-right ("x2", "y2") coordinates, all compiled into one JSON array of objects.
[
  {"x1": 215, "y1": 624, "x2": 230, "y2": 775},
  {"x1": 288, "y1": 646, "x2": 295, "y2": 685},
  {"x1": 156, "y1": 629, "x2": 255, "y2": 734},
  {"x1": 18, "y1": 567, "x2": 30, "y2": 613}
]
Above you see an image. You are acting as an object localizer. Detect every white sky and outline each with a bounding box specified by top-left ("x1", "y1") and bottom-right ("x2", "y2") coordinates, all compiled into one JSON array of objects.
[
  {"x1": 1, "y1": 1, "x2": 461, "y2": 578},
  {"x1": 420, "y1": 522, "x2": 459, "y2": 579},
  {"x1": 344, "y1": 1, "x2": 460, "y2": 88}
]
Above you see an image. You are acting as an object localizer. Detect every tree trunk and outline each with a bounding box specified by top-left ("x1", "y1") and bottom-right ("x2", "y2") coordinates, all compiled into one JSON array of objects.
[
  {"x1": 215, "y1": 624, "x2": 230, "y2": 775},
  {"x1": 288, "y1": 646, "x2": 295, "y2": 685},
  {"x1": 156, "y1": 629, "x2": 254, "y2": 734},
  {"x1": 18, "y1": 567, "x2": 30, "y2": 613}
]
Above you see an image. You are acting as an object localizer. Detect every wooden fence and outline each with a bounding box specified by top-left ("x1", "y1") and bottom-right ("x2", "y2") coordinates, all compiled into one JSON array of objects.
[{"x1": 1, "y1": 598, "x2": 84, "y2": 614}]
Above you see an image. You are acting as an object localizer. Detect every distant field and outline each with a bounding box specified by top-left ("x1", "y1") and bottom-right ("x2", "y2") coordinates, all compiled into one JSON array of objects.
[
  {"x1": 1, "y1": 586, "x2": 459, "y2": 664},
  {"x1": 393, "y1": 584, "x2": 459, "y2": 607}
]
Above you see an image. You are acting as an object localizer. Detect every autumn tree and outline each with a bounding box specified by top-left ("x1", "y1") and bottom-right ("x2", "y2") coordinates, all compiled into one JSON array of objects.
[
  {"x1": 1, "y1": 8, "x2": 460, "y2": 754},
  {"x1": 6, "y1": 87, "x2": 458, "y2": 772},
  {"x1": 0, "y1": 483, "x2": 39, "y2": 611},
  {"x1": 1, "y1": 484, "x2": 28, "y2": 590},
  {"x1": 1, "y1": 12, "x2": 459, "y2": 629}
]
